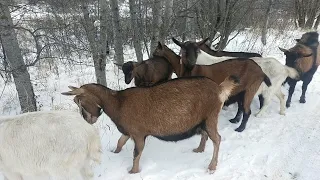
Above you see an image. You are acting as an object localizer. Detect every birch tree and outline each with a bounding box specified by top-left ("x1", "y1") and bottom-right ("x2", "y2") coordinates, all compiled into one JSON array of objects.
[
  {"x1": 129, "y1": 0, "x2": 143, "y2": 62},
  {"x1": 0, "y1": 1, "x2": 37, "y2": 112},
  {"x1": 110, "y1": 0, "x2": 124, "y2": 64},
  {"x1": 80, "y1": 0, "x2": 108, "y2": 86},
  {"x1": 150, "y1": 0, "x2": 162, "y2": 54}
]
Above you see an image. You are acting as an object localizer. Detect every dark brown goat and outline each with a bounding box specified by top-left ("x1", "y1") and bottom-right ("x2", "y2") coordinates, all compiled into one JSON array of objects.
[
  {"x1": 279, "y1": 32, "x2": 320, "y2": 107},
  {"x1": 62, "y1": 75, "x2": 240, "y2": 173},
  {"x1": 198, "y1": 38, "x2": 262, "y2": 58},
  {"x1": 117, "y1": 57, "x2": 173, "y2": 87},
  {"x1": 153, "y1": 41, "x2": 271, "y2": 134}
]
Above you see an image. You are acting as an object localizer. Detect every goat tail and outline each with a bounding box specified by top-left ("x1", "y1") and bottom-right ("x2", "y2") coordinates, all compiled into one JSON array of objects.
[
  {"x1": 88, "y1": 131, "x2": 103, "y2": 165},
  {"x1": 263, "y1": 74, "x2": 272, "y2": 87},
  {"x1": 219, "y1": 75, "x2": 240, "y2": 102},
  {"x1": 285, "y1": 66, "x2": 300, "y2": 80}
]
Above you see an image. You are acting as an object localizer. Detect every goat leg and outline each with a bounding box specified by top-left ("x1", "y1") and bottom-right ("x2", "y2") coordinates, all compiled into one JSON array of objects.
[
  {"x1": 229, "y1": 101, "x2": 243, "y2": 123},
  {"x1": 286, "y1": 79, "x2": 297, "y2": 107},
  {"x1": 300, "y1": 74, "x2": 314, "y2": 104},
  {"x1": 129, "y1": 136, "x2": 146, "y2": 174},
  {"x1": 193, "y1": 131, "x2": 208, "y2": 153},
  {"x1": 205, "y1": 117, "x2": 221, "y2": 173},
  {"x1": 114, "y1": 135, "x2": 130, "y2": 153}
]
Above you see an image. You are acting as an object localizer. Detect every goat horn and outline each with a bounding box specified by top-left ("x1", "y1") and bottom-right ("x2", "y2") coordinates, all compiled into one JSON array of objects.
[
  {"x1": 172, "y1": 37, "x2": 183, "y2": 47},
  {"x1": 197, "y1": 37, "x2": 209, "y2": 46}
]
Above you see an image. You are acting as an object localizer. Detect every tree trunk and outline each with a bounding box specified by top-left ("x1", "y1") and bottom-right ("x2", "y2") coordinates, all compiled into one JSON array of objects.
[
  {"x1": 0, "y1": 1, "x2": 37, "y2": 113},
  {"x1": 261, "y1": 0, "x2": 272, "y2": 46},
  {"x1": 97, "y1": 0, "x2": 108, "y2": 85},
  {"x1": 110, "y1": 0, "x2": 124, "y2": 64},
  {"x1": 314, "y1": 14, "x2": 320, "y2": 29},
  {"x1": 150, "y1": 0, "x2": 162, "y2": 54},
  {"x1": 129, "y1": 0, "x2": 143, "y2": 62},
  {"x1": 159, "y1": 0, "x2": 173, "y2": 44},
  {"x1": 80, "y1": 0, "x2": 107, "y2": 86}
]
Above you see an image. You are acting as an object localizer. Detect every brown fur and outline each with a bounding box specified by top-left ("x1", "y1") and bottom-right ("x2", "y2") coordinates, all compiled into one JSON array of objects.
[
  {"x1": 288, "y1": 44, "x2": 320, "y2": 73},
  {"x1": 153, "y1": 42, "x2": 268, "y2": 133},
  {"x1": 279, "y1": 33, "x2": 320, "y2": 107},
  {"x1": 119, "y1": 57, "x2": 173, "y2": 87},
  {"x1": 62, "y1": 76, "x2": 239, "y2": 174}
]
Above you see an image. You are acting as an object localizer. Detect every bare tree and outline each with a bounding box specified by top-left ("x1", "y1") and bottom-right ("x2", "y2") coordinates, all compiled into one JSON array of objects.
[
  {"x1": 129, "y1": 0, "x2": 143, "y2": 62},
  {"x1": 295, "y1": 0, "x2": 320, "y2": 29},
  {"x1": 150, "y1": 0, "x2": 162, "y2": 54},
  {"x1": 80, "y1": 0, "x2": 108, "y2": 86},
  {"x1": 159, "y1": 0, "x2": 173, "y2": 44},
  {"x1": 110, "y1": 0, "x2": 124, "y2": 64},
  {"x1": 261, "y1": 0, "x2": 273, "y2": 45},
  {"x1": 0, "y1": 1, "x2": 37, "y2": 112}
]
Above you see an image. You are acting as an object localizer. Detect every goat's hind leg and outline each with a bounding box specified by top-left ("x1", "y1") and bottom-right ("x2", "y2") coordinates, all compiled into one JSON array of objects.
[
  {"x1": 276, "y1": 89, "x2": 286, "y2": 115},
  {"x1": 229, "y1": 100, "x2": 243, "y2": 123},
  {"x1": 193, "y1": 130, "x2": 208, "y2": 153},
  {"x1": 204, "y1": 116, "x2": 221, "y2": 173}
]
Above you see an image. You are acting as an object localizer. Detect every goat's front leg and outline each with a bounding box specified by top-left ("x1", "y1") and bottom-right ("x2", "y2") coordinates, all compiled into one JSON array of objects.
[
  {"x1": 258, "y1": 94, "x2": 264, "y2": 109},
  {"x1": 286, "y1": 79, "x2": 297, "y2": 108},
  {"x1": 114, "y1": 135, "x2": 130, "y2": 153},
  {"x1": 300, "y1": 73, "x2": 314, "y2": 103},
  {"x1": 129, "y1": 136, "x2": 146, "y2": 174},
  {"x1": 229, "y1": 100, "x2": 243, "y2": 123}
]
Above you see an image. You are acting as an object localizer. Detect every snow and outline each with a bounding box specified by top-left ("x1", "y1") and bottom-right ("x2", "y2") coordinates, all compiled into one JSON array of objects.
[{"x1": 1, "y1": 29, "x2": 320, "y2": 180}]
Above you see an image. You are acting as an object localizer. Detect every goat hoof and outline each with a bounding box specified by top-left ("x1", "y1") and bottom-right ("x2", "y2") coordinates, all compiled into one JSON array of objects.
[
  {"x1": 193, "y1": 148, "x2": 204, "y2": 153},
  {"x1": 207, "y1": 166, "x2": 216, "y2": 174},
  {"x1": 235, "y1": 126, "x2": 245, "y2": 132},
  {"x1": 286, "y1": 103, "x2": 291, "y2": 108},
  {"x1": 113, "y1": 148, "x2": 121, "y2": 153},
  {"x1": 280, "y1": 111, "x2": 285, "y2": 115},
  {"x1": 299, "y1": 99, "x2": 306, "y2": 103},
  {"x1": 129, "y1": 168, "x2": 140, "y2": 174},
  {"x1": 229, "y1": 118, "x2": 240, "y2": 124}
]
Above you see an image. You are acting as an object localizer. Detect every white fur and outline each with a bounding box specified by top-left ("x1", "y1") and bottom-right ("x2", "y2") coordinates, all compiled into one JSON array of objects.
[
  {"x1": 0, "y1": 110, "x2": 102, "y2": 180},
  {"x1": 195, "y1": 51, "x2": 299, "y2": 116},
  {"x1": 196, "y1": 50, "x2": 237, "y2": 64}
]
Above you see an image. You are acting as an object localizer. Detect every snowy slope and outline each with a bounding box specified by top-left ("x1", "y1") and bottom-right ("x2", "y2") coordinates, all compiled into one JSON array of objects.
[{"x1": 0, "y1": 30, "x2": 320, "y2": 180}]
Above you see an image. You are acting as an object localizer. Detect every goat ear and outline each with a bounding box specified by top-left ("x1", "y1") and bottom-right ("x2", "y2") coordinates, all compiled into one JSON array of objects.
[
  {"x1": 61, "y1": 87, "x2": 84, "y2": 96},
  {"x1": 157, "y1": 41, "x2": 162, "y2": 49},
  {"x1": 278, "y1": 47, "x2": 289, "y2": 53},
  {"x1": 172, "y1": 37, "x2": 183, "y2": 47},
  {"x1": 197, "y1": 37, "x2": 209, "y2": 46}
]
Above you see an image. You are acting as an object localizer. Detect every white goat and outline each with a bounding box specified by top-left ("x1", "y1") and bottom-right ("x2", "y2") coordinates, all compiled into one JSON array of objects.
[
  {"x1": 196, "y1": 50, "x2": 299, "y2": 116},
  {"x1": 0, "y1": 110, "x2": 102, "y2": 180}
]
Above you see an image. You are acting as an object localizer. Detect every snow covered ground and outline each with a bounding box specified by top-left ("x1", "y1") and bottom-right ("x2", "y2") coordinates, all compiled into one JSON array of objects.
[{"x1": 1, "y1": 29, "x2": 320, "y2": 180}]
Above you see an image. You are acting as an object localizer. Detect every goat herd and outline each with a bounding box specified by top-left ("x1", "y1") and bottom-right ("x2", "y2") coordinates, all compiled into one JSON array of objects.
[{"x1": 0, "y1": 32, "x2": 319, "y2": 180}]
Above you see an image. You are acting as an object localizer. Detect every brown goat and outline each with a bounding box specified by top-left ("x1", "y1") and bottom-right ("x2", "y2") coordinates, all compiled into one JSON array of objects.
[
  {"x1": 153, "y1": 41, "x2": 271, "y2": 134},
  {"x1": 279, "y1": 32, "x2": 320, "y2": 107},
  {"x1": 198, "y1": 38, "x2": 262, "y2": 58},
  {"x1": 62, "y1": 75, "x2": 240, "y2": 173},
  {"x1": 116, "y1": 57, "x2": 173, "y2": 87}
]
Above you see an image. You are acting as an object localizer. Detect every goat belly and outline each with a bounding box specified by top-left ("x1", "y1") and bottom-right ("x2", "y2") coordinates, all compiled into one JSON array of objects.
[{"x1": 152, "y1": 121, "x2": 205, "y2": 142}]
